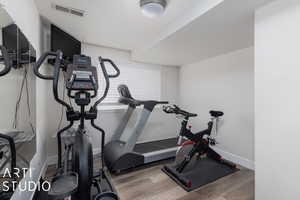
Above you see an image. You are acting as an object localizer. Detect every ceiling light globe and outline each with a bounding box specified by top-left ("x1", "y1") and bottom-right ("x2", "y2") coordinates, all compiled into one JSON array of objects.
[{"x1": 140, "y1": 0, "x2": 167, "y2": 18}]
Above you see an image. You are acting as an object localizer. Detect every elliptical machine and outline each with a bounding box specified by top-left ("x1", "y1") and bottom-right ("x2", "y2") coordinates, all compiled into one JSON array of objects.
[
  {"x1": 34, "y1": 51, "x2": 120, "y2": 200},
  {"x1": 162, "y1": 105, "x2": 238, "y2": 191},
  {"x1": 0, "y1": 45, "x2": 17, "y2": 200}
]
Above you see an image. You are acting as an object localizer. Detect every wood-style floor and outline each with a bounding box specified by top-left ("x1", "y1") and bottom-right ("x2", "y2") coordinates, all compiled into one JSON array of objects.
[
  {"x1": 112, "y1": 162, "x2": 254, "y2": 200},
  {"x1": 46, "y1": 159, "x2": 254, "y2": 200}
]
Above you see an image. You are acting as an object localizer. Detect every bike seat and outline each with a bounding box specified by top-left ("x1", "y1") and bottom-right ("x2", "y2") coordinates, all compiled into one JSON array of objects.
[{"x1": 210, "y1": 110, "x2": 224, "y2": 117}]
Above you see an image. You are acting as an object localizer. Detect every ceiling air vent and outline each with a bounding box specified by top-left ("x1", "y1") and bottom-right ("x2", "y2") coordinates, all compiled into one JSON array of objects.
[
  {"x1": 70, "y1": 9, "x2": 84, "y2": 17},
  {"x1": 52, "y1": 4, "x2": 85, "y2": 17}
]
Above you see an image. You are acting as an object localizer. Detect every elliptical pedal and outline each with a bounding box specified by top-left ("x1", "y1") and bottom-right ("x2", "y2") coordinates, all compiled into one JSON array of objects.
[
  {"x1": 48, "y1": 172, "x2": 78, "y2": 199},
  {"x1": 49, "y1": 144, "x2": 79, "y2": 199}
]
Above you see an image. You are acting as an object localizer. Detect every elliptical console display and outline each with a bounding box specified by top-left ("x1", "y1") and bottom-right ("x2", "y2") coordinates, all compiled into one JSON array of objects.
[
  {"x1": 66, "y1": 55, "x2": 98, "y2": 91},
  {"x1": 34, "y1": 51, "x2": 120, "y2": 200}
]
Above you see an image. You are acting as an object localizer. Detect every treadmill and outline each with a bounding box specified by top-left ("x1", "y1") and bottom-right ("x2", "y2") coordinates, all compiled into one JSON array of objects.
[{"x1": 104, "y1": 85, "x2": 178, "y2": 173}]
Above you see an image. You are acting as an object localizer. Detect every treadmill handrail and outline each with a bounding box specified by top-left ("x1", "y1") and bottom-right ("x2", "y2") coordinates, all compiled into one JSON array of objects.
[
  {"x1": 138, "y1": 100, "x2": 168, "y2": 105},
  {"x1": 119, "y1": 97, "x2": 143, "y2": 107},
  {"x1": 119, "y1": 98, "x2": 168, "y2": 105},
  {"x1": 117, "y1": 84, "x2": 168, "y2": 107}
]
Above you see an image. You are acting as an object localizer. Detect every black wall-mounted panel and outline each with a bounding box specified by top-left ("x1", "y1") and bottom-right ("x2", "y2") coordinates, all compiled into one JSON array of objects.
[
  {"x1": 51, "y1": 24, "x2": 81, "y2": 62},
  {"x1": 2, "y1": 24, "x2": 29, "y2": 53}
]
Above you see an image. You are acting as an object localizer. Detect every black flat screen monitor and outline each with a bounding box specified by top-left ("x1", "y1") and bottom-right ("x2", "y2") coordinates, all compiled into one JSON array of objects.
[
  {"x1": 2, "y1": 24, "x2": 29, "y2": 53},
  {"x1": 51, "y1": 24, "x2": 81, "y2": 62}
]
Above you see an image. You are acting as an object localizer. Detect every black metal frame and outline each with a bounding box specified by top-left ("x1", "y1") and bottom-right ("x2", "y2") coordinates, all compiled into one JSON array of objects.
[
  {"x1": 175, "y1": 118, "x2": 216, "y2": 173},
  {"x1": 0, "y1": 46, "x2": 16, "y2": 175},
  {"x1": 0, "y1": 133, "x2": 17, "y2": 180},
  {"x1": 162, "y1": 105, "x2": 237, "y2": 188},
  {"x1": 34, "y1": 51, "x2": 120, "y2": 199},
  {"x1": 0, "y1": 46, "x2": 12, "y2": 77},
  {"x1": 0, "y1": 46, "x2": 17, "y2": 200}
]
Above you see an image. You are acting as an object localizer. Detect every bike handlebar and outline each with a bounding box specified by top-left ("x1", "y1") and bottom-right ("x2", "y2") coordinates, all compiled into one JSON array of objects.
[
  {"x1": 163, "y1": 105, "x2": 181, "y2": 114},
  {"x1": 163, "y1": 105, "x2": 197, "y2": 118},
  {"x1": 156, "y1": 101, "x2": 169, "y2": 105},
  {"x1": 0, "y1": 46, "x2": 11, "y2": 77}
]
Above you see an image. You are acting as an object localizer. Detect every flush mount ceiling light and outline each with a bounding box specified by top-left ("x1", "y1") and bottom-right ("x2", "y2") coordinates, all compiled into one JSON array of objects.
[{"x1": 140, "y1": 0, "x2": 167, "y2": 18}]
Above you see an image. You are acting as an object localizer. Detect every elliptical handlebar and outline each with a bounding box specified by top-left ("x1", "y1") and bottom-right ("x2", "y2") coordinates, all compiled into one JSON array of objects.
[
  {"x1": 90, "y1": 57, "x2": 120, "y2": 173},
  {"x1": 99, "y1": 57, "x2": 120, "y2": 78},
  {"x1": 0, "y1": 46, "x2": 11, "y2": 77},
  {"x1": 34, "y1": 50, "x2": 73, "y2": 111},
  {"x1": 91, "y1": 57, "x2": 120, "y2": 110},
  {"x1": 33, "y1": 51, "x2": 60, "y2": 80},
  {"x1": 52, "y1": 51, "x2": 73, "y2": 110}
]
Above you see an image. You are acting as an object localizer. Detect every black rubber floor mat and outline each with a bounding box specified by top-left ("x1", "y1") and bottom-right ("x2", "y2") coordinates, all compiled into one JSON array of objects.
[{"x1": 162, "y1": 157, "x2": 239, "y2": 192}]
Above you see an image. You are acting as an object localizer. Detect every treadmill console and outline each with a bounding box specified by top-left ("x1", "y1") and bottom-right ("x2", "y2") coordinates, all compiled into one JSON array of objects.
[{"x1": 66, "y1": 55, "x2": 98, "y2": 91}]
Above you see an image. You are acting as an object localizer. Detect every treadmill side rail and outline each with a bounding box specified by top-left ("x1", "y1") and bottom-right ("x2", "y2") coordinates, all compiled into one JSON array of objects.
[{"x1": 143, "y1": 147, "x2": 178, "y2": 163}]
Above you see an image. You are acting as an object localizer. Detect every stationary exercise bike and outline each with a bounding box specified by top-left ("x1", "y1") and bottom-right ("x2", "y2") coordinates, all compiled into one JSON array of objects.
[
  {"x1": 34, "y1": 51, "x2": 120, "y2": 200},
  {"x1": 0, "y1": 45, "x2": 17, "y2": 200},
  {"x1": 162, "y1": 105, "x2": 238, "y2": 191}
]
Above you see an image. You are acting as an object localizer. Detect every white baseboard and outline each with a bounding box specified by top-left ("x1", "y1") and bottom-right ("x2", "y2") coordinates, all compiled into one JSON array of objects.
[
  {"x1": 46, "y1": 147, "x2": 102, "y2": 166},
  {"x1": 213, "y1": 147, "x2": 255, "y2": 170}
]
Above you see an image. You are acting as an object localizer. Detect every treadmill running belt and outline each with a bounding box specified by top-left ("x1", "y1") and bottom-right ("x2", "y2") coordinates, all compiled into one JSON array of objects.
[
  {"x1": 133, "y1": 138, "x2": 178, "y2": 154},
  {"x1": 162, "y1": 157, "x2": 239, "y2": 192}
]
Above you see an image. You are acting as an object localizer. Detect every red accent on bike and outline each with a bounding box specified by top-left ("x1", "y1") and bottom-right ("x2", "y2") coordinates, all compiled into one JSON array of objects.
[
  {"x1": 181, "y1": 141, "x2": 196, "y2": 147},
  {"x1": 188, "y1": 125, "x2": 192, "y2": 129},
  {"x1": 186, "y1": 181, "x2": 192, "y2": 188}
]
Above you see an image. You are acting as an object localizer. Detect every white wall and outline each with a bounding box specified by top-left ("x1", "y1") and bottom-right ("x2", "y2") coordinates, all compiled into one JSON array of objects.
[
  {"x1": 179, "y1": 47, "x2": 254, "y2": 169},
  {"x1": 0, "y1": 11, "x2": 36, "y2": 138},
  {"x1": 0, "y1": 66, "x2": 36, "y2": 163},
  {"x1": 43, "y1": 43, "x2": 180, "y2": 160},
  {"x1": 255, "y1": 1, "x2": 300, "y2": 199},
  {"x1": 0, "y1": 8, "x2": 36, "y2": 167},
  {"x1": 1, "y1": 0, "x2": 40, "y2": 53},
  {"x1": 0, "y1": 0, "x2": 43, "y2": 200}
]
